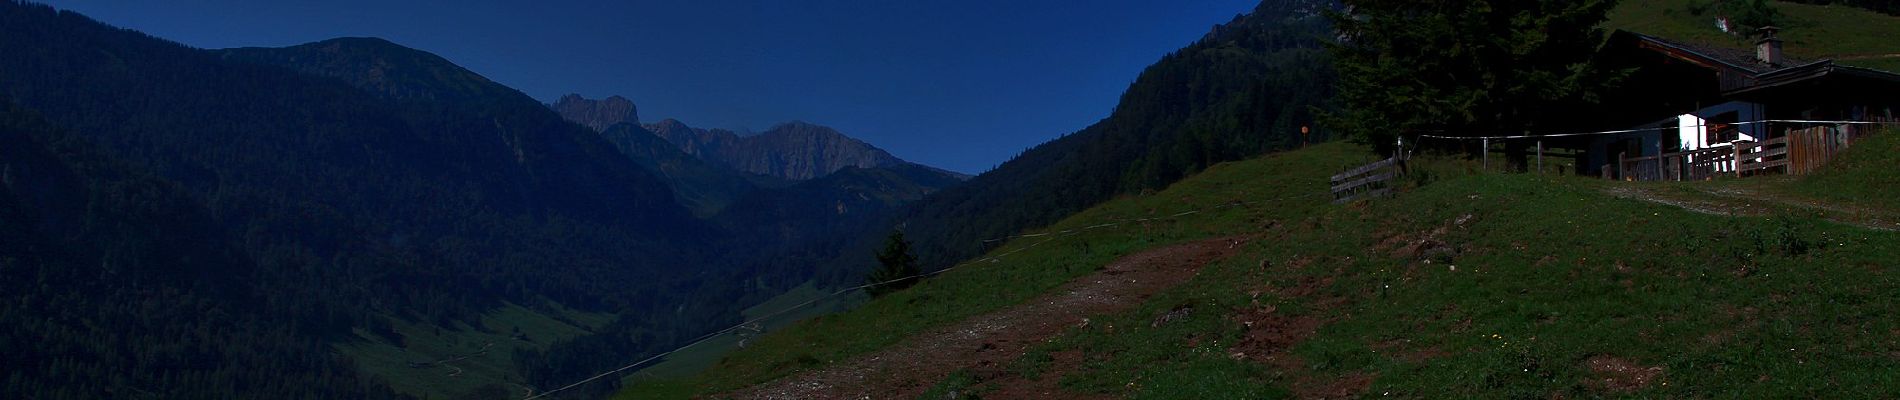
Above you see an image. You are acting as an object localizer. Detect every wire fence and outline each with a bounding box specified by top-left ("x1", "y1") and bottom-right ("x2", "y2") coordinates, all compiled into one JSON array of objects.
[
  {"x1": 1413, "y1": 119, "x2": 1896, "y2": 141},
  {"x1": 1408, "y1": 119, "x2": 1899, "y2": 177}
]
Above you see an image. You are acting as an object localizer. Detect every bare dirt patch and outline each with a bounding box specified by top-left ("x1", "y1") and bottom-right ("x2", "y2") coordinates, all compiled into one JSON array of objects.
[
  {"x1": 1229, "y1": 304, "x2": 1372, "y2": 399},
  {"x1": 1230, "y1": 307, "x2": 1323, "y2": 369},
  {"x1": 1229, "y1": 264, "x2": 1374, "y2": 399},
  {"x1": 981, "y1": 350, "x2": 1102, "y2": 400},
  {"x1": 721, "y1": 236, "x2": 1252, "y2": 400},
  {"x1": 1583, "y1": 355, "x2": 1664, "y2": 393},
  {"x1": 1374, "y1": 214, "x2": 1474, "y2": 263}
]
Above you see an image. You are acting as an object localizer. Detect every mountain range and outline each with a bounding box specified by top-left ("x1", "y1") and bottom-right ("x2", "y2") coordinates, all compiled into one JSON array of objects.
[
  {"x1": 0, "y1": 4, "x2": 799, "y2": 393},
  {"x1": 0, "y1": 3, "x2": 961, "y2": 398},
  {"x1": 646, "y1": 118, "x2": 909, "y2": 180},
  {"x1": 559, "y1": 93, "x2": 964, "y2": 182},
  {"x1": 0, "y1": 0, "x2": 1334, "y2": 399},
  {"x1": 552, "y1": 93, "x2": 966, "y2": 219}
]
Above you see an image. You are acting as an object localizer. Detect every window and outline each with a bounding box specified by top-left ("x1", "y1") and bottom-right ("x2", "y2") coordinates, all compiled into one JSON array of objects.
[{"x1": 1708, "y1": 111, "x2": 1741, "y2": 143}]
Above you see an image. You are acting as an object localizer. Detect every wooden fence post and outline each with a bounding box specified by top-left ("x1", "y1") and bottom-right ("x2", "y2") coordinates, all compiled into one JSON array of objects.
[
  {"x1": 1536, "y1": 140, "x2": 1544, "y2": 175},
  {"x1": 1482, "y1": 138, "x2": 1489, "y2": 173},
  {"x1": 1655, "y1": 138, "x2": 1664, "y2": 182},
  {"x1": 1618, "y1": 152, "x2": 1627, "y2": 181},
  {"x1": 1397, "y1": 136, "x2": 1405, "y2": 162},
  {"x1": 1733, "y1": 143, "x2": 1744, "y2": 178}
]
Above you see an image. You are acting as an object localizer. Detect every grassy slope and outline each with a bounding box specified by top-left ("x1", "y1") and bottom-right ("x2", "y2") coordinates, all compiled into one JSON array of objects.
[
  {"x1": 625, "y1": 138, "x2": 1900, "y2": 398},
  {"x1": 1012, "y1": 154, "x2": 1900, "y2": 398},
  {"x1": 1607, "y1": 0, "x2": 1900, "y2": 72},
  {"x1": 338, "y1": 303, "x2": 612, "y2": 398},
  {"x1": 623, "y1": 282, "x2": 858, "y2": 383},
  {"x1": 612, "y1": 5, "x2": 1900, "y2": 397},
  {"x1": 1793, "y1": 128, "x2": 1900, "y2": 209},
  {"x1": 617, "y1": 143, "x2": 1376, "y2": 397}
]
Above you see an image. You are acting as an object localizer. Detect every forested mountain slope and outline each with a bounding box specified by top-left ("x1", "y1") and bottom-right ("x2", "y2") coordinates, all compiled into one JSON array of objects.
[
  {"x1": 0, "y1": 3, "x2": 740, "y2": 398},
  {"x1": 894, "y1": 0, "x2": 1339, "y2": 271},
  {"x1": 713, "y1": 162, "x2": 968, "y2": 288},
  {"x1": 0, "y1": 99, "x2": 404, "y2": 399}
]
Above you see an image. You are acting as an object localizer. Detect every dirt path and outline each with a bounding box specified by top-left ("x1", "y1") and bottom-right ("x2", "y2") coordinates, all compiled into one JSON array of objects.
[
  {"x1": 1606, "y1": 184, "x2": 1900, "y2": 231},
  {"x1": 722, "y1": 236, "x2": 1254, "y2": 399}
]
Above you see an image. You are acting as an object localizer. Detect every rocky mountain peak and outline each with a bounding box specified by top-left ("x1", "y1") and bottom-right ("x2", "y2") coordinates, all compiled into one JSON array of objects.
[{"x1": 552, "y1": 93, "x2": 640, "y2": 132}]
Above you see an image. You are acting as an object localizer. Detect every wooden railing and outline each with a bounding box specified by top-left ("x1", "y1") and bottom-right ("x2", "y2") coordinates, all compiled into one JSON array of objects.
[
  {"x1": 1734, "y1": 136, "x2": 1790, "y2": 174},
  {"x1": 1616, "y1": 135, "x2": 1795, "y2": 181},
  {"x1": 1331, "y1": 156, "x2": 1402, "y2": 204},
  {"x1": 1616, "y1": 152, "x2": 1666, "y2": 182},
  {"x1": 1680, "y1": 146, "x2": 1733, "y2": 181}
]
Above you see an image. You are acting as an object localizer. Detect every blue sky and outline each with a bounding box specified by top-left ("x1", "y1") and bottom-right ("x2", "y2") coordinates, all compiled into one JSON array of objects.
[{"x1": 40, "y1": 0, "x2": 1259, "y2": 174}]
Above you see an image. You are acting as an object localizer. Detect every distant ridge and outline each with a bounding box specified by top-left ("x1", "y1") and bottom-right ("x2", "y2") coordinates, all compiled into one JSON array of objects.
[
  {"x1": 645, "y1": 117, "x2": 929, "y2": 181},
  {"x1": 553, "y1": 94, "x2": 640, "y2": 132},
  {"x1": 218, "y1": 37, "x2": 523, "y2": 102}
]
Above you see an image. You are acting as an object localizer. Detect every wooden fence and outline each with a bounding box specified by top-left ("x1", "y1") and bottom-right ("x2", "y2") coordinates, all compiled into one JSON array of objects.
[
  {"x1": 1734, "y1": 135, "x2": 1790, "y2": 175},
  {"x1": 1681, "y1": 146, "x2": 1734, "y2": 181},
  {"x1": 1610, "y1": 124, "x2": 1868, "y2": 181},
  {"x1": 1785, "y1": 126, "x2": 1845, "y2": 175},
  {"x1": 1331, "y1": 156, "x2": 1402, "y2": 204}
]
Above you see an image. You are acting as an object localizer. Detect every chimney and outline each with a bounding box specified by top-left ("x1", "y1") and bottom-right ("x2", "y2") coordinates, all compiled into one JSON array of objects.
[{"x1": 1756, "y1": 26, "x2": 1784, "y2": 67}]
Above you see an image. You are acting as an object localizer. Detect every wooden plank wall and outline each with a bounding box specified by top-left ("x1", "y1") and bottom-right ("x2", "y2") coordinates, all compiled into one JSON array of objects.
[{"x1": 1786, "y1": 126, "x2": 1840, "y2": 175}]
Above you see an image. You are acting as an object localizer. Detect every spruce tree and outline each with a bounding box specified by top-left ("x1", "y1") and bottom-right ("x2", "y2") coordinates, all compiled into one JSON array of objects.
[
  {"x1": 1326, "y1": 0, "x2": 1623, "y2": 152},
  {"x1": 866, "y1": 231, "x2": 921, "y2": 297}
]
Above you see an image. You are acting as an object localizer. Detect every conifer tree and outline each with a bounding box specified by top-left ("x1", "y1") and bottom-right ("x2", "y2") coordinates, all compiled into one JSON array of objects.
[
  {"x1": 866, "y1": 231, "x2": 921, "y2": 297},
  {"x1": 1327, "y1": 0, "x2": 1623, "y2": 152}
]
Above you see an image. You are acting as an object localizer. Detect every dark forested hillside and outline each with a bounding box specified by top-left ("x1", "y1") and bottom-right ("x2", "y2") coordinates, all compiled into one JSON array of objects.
[
  {"x1": 713, "y1": 163, "x2": 967, "y2": 288},
  {"x1": 215, "y1": 37, "x2": 528, "y2": 103},
  {"x1": 896, "y1": 0, "x2": 1340, "y2": 269},
  {"x1": 0, "y1": 100, "x2": 404, "y2": 399},
  {"x1": 0, "y1": 2, "x2": 741, "y2": 398}
]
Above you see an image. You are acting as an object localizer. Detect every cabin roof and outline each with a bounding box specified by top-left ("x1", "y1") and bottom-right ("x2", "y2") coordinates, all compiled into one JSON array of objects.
[
  {"x1": 1609, "y1": 30, "x2": 1900, "y2": 97},
  {"x1": 1614, "y1": 31, "x2": 1812, "y2": 75}
]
